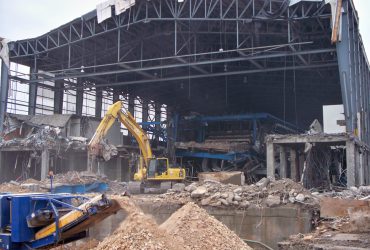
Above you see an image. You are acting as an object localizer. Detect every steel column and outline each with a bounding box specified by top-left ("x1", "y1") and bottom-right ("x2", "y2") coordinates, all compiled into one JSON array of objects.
[
  {"x1": 28, "y1": 66, "x2": 38, "y2": 115},
  {"x1": 95, "y1": 88, "x2": 102, "y2": 118},
  {"x1": 336, "y1": 1, "x2": 354, "y2": 133},
  {"x1": 53, "y1": 80, "x2": 64, "y2": 114},
  {"x1": 0, "y1": 61, "x2": 9, "y2": 133},
  {"x1": 75, "y1": 79, "x2": 83, "y2": 116}
]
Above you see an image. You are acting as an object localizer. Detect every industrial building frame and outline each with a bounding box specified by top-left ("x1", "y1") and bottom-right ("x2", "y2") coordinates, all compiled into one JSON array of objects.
[{"x1": 0, "y1": 0, "x2": 369, "y2": 183}]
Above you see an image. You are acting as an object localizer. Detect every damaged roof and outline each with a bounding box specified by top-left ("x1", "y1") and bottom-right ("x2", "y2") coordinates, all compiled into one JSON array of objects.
[{"x1": 8, "y1": 113, "x2": 73, "y2": 128}]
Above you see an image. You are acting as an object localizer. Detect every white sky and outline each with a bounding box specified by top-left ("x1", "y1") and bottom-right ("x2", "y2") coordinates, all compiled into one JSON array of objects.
[{"x1": 0, "y1": 0, "x2": 369, "y2": 56}]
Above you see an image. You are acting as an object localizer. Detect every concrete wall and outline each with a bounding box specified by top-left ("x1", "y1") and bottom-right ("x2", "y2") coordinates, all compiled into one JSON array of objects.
[{"x1": 89, "y1": 202, "x2": 313, "y2": 249}]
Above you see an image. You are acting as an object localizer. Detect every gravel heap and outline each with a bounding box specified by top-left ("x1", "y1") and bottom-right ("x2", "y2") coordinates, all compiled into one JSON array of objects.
[
  {"x1": 160, "y1": 202, "x2": 252, "y2": 250},
  {"x1": 158, "y1": 177, "x2": 318, "y2": 209},
  {"x1": 95, "y1": 198, "x2": 251, "y2": 250}
]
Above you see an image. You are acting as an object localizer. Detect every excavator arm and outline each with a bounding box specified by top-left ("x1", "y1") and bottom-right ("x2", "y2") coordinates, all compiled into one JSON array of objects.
[{"x1": 88, "y1": 101, "x2": 152, "y2": 165}]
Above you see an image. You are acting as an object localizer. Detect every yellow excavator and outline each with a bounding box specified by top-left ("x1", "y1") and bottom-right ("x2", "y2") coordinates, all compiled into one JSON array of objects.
[{"x1": 88, "y1": 101, "x2": 185, "y2": 193}]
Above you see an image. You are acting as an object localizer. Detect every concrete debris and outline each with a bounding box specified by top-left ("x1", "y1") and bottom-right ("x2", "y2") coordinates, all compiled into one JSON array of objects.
[
  {"x1": 0, "y1": 125, "x2": 87, "y2": 151},
  {"x1": 198, "y1": 171, "x2": 245, "y2": 185},
  {"x1": 0, "y1": 182, "x2": 30, "y2": 193},
  {"x1": 313, "y1": 186, "x2": 370, "y2": 200},
  {"x1": 265, "y1": 195, "x2": 281, "y2": 207},
  {"x1": 160, "y1": 178, "x2": 317, "y2": 209},
  {"x1": 279, "y1": 197, "x2": 370, "y2": 250},
  {"x1": 190, "y1": 186, "x2": 208, "y2": 198},
  {"x1": 172, "y1": 183, "x2": 185, "y2": 192},
  {"x1": 159, "y1": 202, "x2": 252, "y2": 250},
  {"x1": 95, "y1": 198, "x2": 251, "y2": 250},
  {"x1": 295, "y1": 193, "x2": 306, "y2": 202},
  {"x1": 0, "y1": 171, "x2": 127, "y2": 195}
]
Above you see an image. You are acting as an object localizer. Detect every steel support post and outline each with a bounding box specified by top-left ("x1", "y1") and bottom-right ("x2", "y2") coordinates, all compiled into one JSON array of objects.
[
  {"x1": 54, "y1": 80, "x2": 64, "y2": 114},
  {"x1": 142, "y1": 99, "x2": 148, "y2": 123},
  {"x1": 336, "y1": 1, "x2": 354, "y2": 133},
  {"x1": 155, "y1": 103, "x2": 161, "y2": 143},
  {"x1": 28, "y1": 67, "x2": 38, "y2": 115},
  {"x1": 95, "y1": 88, "x2": 102, "y2": 118},
  {"x1": 113, "y1": 90, "x2": 120, "y2": 103},
  {"x1": 76, "y1": 80, "x2": 83, "y2": 116},
  {"x1": 0, "y1": 61, "x2": 9, "y2": 133},
  {"x1": 128, "y1": 94, "x2": 135, "y2": 115}
]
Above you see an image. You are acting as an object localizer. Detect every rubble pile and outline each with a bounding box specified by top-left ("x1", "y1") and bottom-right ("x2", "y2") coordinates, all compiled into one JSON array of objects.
[
  {"x1": 0, "y1": 171, "x2": 127, "y2": 194},
  {"x1": 0, "y1": 181, "x2": 30, "y2": 193},
  {"x1": 0, "y1": 126, "x2": 87, "y2": 151},
  {"x1": 159, "y1": 178, "x2": 318, "y2": 209},
  {"x1": 96, "y1": 198, "x2": 251, "y2": 250},
  {"x1": 42, "y1": 171, "x2": 108, "y2": 185},
  {"x1": 312, "y1": 185, "x2": 370, "y2": 200},
  {"x1": 95, "y1": 211, "x2": 179, "y2": 250},
  {"x1": 95, "y1": 197, "x2": 182, "y2": 250},
  {"x1": 160, "y1": 202, "x2": 252, "y2": 250}
]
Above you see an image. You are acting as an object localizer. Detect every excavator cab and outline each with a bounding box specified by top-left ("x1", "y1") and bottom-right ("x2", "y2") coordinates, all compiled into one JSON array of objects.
[
  {"x1": 147, "y1": 158, "x2": 169, "y2": 178},
  {"x1": 147, "y1": 157, "x2": 185, "y2": 181}
]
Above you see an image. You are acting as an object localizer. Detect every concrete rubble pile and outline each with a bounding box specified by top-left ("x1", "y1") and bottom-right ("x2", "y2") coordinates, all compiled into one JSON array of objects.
[
  {"x1": 159, "y1": 202, "x2": 252, "y2": 250},
  {"x1": 0, "y1": 125, "x2": 87, "y2": 151},
  {"x1": 159, "y1": 177, "x2": 318, "y2": 209},
  {"x1": 95, "y1": 198, "x2": 251, "y2": 250},
  {"x1": 312, "y1": 185, "x2": 370, "y2": 201},
  {"x1": 279, "y1": 209, "x2": 370, "y2": 249},
  {"x1": 1, "y1": 171, "x2": 127, "y2": 194}
]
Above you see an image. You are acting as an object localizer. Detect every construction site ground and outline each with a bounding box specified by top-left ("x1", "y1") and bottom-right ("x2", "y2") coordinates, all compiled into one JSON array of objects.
[{"x1": 1, "y1": 173, "x2": 370, "y2": 249}]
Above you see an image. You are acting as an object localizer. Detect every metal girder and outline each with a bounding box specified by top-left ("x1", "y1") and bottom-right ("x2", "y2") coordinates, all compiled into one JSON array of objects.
[
  {"x1": 17, "y1": 48, "x2": 336, "y2": 84},
  {"x1": 0, "y1": 62, "x2": 9, "y2": 133},
  {"x1": 79, "y1": 62, "x2": 338, "y2": 89},
  {"x1": 8, "y1": 0, "x2": 332, "y2": 59}
]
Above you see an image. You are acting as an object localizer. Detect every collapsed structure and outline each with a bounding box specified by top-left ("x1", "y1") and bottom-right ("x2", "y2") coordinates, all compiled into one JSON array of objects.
[
  {"x1": 0, "y1": 0, "x2": 369, "y2": 249},
  {"x1": 1, "y1": 0, "x2": 369, "y2": 189}
]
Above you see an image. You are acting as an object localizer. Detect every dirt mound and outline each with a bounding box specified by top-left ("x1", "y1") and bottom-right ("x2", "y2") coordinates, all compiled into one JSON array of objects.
[
  {"x1": 94, "y1": 198, "x2": 183, "y2": 250},
  {"x1": 159, "y1": 202, "x2": 252, "y2": 250}
]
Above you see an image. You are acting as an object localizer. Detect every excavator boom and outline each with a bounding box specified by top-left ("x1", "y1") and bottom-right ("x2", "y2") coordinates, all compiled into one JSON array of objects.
[{"x1": 88, "y1": 101, "x2": 152, "y2": 164}]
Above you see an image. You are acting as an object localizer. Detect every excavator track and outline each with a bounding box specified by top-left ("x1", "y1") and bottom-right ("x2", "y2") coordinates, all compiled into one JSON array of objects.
[{"x1": 127, "y1": 181, "x2": 144, "y2": 194}]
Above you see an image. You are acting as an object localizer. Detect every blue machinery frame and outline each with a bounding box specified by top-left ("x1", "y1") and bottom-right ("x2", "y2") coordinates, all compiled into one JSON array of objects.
[{"x1": 0, "y1": 193, "x2": 89, "y2": 250}]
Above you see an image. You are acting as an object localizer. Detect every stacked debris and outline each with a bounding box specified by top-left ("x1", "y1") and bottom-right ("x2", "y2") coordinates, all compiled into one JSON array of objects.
[
  {"x1": 311, "y1": 185, "x2": 370, "y2": 201},
  {"x1": 95, "y1": 198, "x2": 251, "y2": 250},
  {"x1": 0, "y1": 181, "x2": 30, "y2": 193},
  {"x1": 159, "y1": 178, "x2": 318, "y2": 209},
  {"x1": 160, "y1": 202, "x2": 252, "y2": 250},
  {"x1": 40, "y1": 171, "x2": 127, "y2": 194},
  {"x1": 42, "y1": 171, "x2": 108, "y2": 185},
  {"x1": 278, "y1": 211, "x2": 370, "y2": 249},
  {"x1": 95, "y1": 197, "x2": 184, "y2": 250},
  {"x1": 0, "y1": 114, "x2": 87, "y2": 151},
  {"x1": 0, "y1": 171, "x2": 127, "y2": 195}
]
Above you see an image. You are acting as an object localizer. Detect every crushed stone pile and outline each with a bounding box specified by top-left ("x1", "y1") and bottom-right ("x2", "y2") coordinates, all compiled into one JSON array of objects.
[
  {"x1": 6, "y1": 171, "x2": 126, "y2": 194},
  {"x1": 95, "y1": 198, "x2": 251, "y2": 250},
  {"x1": 159, "y1": 177, "x2": 318, "y2": 209},
  {"x1": 0, "y1": 181, "x2": 30, "y2": 193},
  {"x1": 312, "y1": 185, "x2": 370, "y2": 201},
  {"x1": 94, "y1": 197, "x2": 182, "y2": 250},
  {"x1": 160, "y1": 202, "x2": 252, "y2": 250},
  {"x1": 41, "y1": 171, "x2": 108, "y2": 185}
]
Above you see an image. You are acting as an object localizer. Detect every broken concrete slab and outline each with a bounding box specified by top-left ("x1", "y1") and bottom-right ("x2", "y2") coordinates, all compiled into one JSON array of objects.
[
  {"x1": 198, "y1": 171, "x2": 245, "y2": 185},
  {"x1": 320, "y1": 197, "x2": 370, "y2": 218}
]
